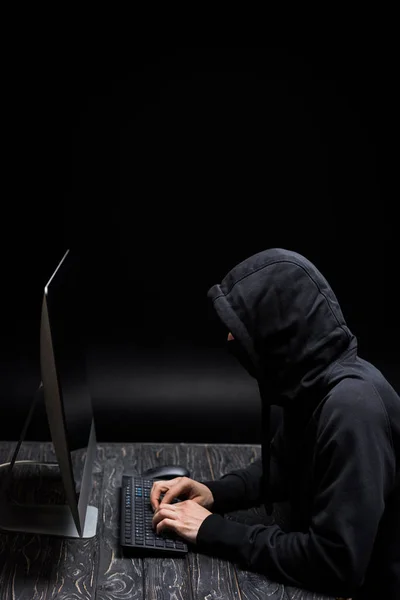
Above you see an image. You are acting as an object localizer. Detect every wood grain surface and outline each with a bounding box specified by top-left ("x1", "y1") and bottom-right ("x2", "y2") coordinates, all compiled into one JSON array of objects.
[
  {"x1": 0, "y1": 441, "x2": 103, "y2": 600},
  {"x1": 0, "y1": 442, "x2": 337, "y2": 600}
]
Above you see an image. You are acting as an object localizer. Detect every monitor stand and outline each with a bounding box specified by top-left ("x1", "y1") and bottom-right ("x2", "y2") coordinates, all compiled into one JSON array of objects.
[
  {"x1": 0, "y1": 384, "x2": 98, "y2": 539},
  {"x1": 0, "y1": 497, "x2": 98, "y2": 538}
]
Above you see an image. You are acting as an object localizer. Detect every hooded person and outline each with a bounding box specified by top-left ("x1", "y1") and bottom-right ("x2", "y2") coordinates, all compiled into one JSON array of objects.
[{"x1": 195, "y1": 248, "x2": 400, "y2": 600}]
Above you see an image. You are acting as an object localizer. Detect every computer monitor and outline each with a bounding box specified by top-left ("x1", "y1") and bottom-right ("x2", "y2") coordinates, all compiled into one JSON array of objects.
[{"x1": 0, "y1": 250, "x2": 98, "y2": 538}]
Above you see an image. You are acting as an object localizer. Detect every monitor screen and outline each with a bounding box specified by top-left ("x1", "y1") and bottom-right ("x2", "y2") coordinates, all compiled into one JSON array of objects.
[
  {"x1": 0, "y1": 249, "x2": 98, "y2": 539},
  {"x1": 44, "y1": 249, "x2": 93, "y2": 452}
]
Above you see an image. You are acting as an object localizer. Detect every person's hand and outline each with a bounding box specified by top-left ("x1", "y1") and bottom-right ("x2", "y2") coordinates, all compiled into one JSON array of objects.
[
  {"x1": 152, "y1": 499, "x2": 212, "y2": 544},
  {"x1": 150, "y1": 477, "x2": 214, "y2": 512}
]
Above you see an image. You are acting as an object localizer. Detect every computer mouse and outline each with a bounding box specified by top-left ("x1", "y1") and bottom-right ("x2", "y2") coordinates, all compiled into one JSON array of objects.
[{"x1": 141, "y1": 465, "x2": 190, "y2": 480}]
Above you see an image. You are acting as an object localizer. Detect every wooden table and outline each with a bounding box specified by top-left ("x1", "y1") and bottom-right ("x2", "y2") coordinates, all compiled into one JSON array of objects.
[{"x1": 0, "y1": 441, "x2": 336, "y2": 600}]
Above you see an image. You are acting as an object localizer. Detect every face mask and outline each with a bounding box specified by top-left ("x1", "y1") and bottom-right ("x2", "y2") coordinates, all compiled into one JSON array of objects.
[{"x1": 226, "y1": 339, "x2": 258, "y2": 379}]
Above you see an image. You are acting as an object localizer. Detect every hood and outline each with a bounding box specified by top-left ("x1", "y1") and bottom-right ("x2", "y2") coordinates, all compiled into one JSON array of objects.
[{"x1": 208, "y1": 248, "x2": 357, "y2": 407}]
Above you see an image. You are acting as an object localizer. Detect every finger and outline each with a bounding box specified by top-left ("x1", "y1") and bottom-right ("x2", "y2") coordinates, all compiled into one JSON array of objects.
[
  {"x1": 150, "y1": 482, "x2": 170, "y2": 511},
  {"x1": 156, "y1": 517, "x2": 179, "y2": 537},
  {"x1": 149, "y1": 478, "x2": 182, "y2": 510},
  {"x1": 162, "y1": 480, "x2": 187, "y2": 505},
  {"x1": 158, "y1": 502, "x2": 178, "y2": 511},
  {"x1": 152, "y1": 505, "x2": 177, "y2": 527}
]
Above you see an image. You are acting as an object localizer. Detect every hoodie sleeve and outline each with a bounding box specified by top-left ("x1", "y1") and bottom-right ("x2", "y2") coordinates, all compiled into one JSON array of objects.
[
  {"x1": 197, "y1": 387, "x2": 395, "y2": 597},
  {"x1": 201, "y1": 431, "x2": 289, "y2": 514}
]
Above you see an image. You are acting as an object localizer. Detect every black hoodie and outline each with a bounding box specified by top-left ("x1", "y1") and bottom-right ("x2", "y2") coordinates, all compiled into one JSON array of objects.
[{"x1": 197, "y1": 248, "x2": 400, "y2": 600}]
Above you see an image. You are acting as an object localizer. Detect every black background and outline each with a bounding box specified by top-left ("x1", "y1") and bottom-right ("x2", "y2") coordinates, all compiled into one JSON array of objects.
[{"x1": 1, "y1": 46, "x2": 398, "y2": 388}]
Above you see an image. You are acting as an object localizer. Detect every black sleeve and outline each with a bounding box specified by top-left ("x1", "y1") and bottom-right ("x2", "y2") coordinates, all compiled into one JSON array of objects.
[
  {"x1": 201, "y1": 428, "x2": 289, "y2": 513},
  {"x1": 197, "y1": 389, "x2": 395, "y2": 597}
]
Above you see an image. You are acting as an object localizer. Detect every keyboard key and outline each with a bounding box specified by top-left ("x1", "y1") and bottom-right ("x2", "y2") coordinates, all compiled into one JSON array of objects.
[
  {"x1": 175, "y1": 542, "x2": 185, "y2": 549},
  {"x1": 165, "y1": 541, "x2": 175, "y2": 548},
  {"x1": 155, "y1": 540, "x2": 165, "y2": 547}
]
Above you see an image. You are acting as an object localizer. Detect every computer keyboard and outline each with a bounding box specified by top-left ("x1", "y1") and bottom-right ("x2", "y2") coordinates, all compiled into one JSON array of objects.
[{"x1": 120, "y1": 475, "x2": 188, "y2": 554}]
